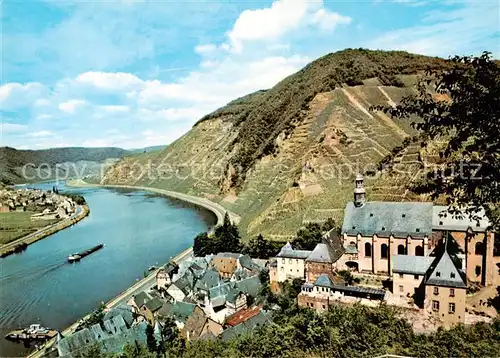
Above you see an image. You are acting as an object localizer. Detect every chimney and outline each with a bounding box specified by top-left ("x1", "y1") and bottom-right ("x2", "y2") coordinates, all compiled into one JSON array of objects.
[{"x1": 354, "y1": 174, "x2": 366, "y2": 207}]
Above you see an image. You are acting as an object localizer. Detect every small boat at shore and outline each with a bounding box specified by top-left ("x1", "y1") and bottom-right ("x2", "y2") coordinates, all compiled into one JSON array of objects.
[
  {"x1": 68, "y1": 244, "x2": 104, "y2": 263},
  {"x1": 5, "y1": 324, "x2": 57, "y2": 342}
]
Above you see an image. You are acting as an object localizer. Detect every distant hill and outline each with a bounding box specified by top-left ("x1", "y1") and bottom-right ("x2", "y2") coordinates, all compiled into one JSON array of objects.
[
  {"x1": 0, "y1": 146, "x2": 130, "y2": 184},
  {"x1": 102, "y1": 49, "x2": 452, "y2": 239}
]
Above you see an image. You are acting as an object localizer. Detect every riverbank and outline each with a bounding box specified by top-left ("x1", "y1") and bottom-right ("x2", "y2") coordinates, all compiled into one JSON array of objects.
[
  {"x1": 67, "y1": 179, "x2": 239, "y2": 226},
  {"x1": 27, "y1": 246, "x2": 194, "y2": 358},
  {"x1": 0, "y1": 205, "x2": 89, "y2": 258}
]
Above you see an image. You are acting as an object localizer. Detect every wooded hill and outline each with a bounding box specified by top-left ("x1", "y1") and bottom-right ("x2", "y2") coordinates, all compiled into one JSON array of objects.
[
  {"x1": 0, "y1": 146, "x2": 130, "y2": 184},
  {"x1": 103, "y1": 49, "x2": 453, "y2": 239}
]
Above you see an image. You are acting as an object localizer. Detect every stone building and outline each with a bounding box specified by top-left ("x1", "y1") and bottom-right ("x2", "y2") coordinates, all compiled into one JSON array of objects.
[
  {"x1": 392, "y1": 255, "x2": 435, "y2": 300},
  {"x1": 337, "y1": 175, "x2": 498, "y2": 287},
  {"x1": 423, "y1": 237, "x2": 467, "y2": 328},
  {"x1": 339, "y1": 176, "x2": 432, "y2": 274},
  {"x1": 275, "y1": 242, "x2": 312, "y2": 282},
  {"x1": 432, "y1": 206, "x2": 496, "y2": 286},
  {"x1": 305, "y1": 242, "x2": 342, "y2": 283}
]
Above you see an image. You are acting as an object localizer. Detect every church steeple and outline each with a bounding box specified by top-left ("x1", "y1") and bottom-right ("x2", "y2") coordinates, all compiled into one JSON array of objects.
[{"x1": 354, "y1": 174, "x2": 366, "y2": 207}]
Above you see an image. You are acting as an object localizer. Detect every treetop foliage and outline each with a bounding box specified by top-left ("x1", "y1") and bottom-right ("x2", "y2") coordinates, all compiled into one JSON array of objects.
[{"x1": 384, "y1": 52, "x2": 500, "y2": 227}]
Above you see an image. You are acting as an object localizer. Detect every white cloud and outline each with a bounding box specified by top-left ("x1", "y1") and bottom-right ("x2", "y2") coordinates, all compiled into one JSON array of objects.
[
  {"x1": 34, "y1": 98, "x2": 51, "y2": 106},
  {"x1": 1, "y1": 122, "x2": 28, "y2": 133},
  {"x1": 369, "y1": 1, "x2": 499, "y2": 57},
  {"x1": 311, "y1": 8, "x2": 352, "y2": 31},
  {"x1": 195, "y1": 44, "x2": 217, "y2": 55},
  {"x1": 101, "y1": 105, "x2": 130, "y2": 112},
  {"x1": 0, "y1": 82, "x2": 47, "y2": 109},
  {"x1": 75, "y1": 71, "x2": 144, "y2": 90},
  {"x1": 227, "y1": 0, "x2": 351, "y2": 52},
  {"x1": 58, "y1": 99, "x2": 87, "y2": 113},
  {"x1": 28, "y1": 130, "x2": 54, "y2": 138}
]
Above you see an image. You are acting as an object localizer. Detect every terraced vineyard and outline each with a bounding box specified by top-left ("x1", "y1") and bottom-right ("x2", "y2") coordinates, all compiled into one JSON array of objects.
[{"x1": 103, "y1": 50, "x2": 449, "y2": 240}]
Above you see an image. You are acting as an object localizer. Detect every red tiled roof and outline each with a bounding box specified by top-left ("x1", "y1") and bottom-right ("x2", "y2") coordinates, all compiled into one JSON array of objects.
[{"x1": 225, "y1": 305, "x2": 262, "y2": 327}]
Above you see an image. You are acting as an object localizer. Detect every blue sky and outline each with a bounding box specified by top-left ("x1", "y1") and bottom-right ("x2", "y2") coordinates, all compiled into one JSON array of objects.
[{"x1": 1, "y1": 0, "x2": 499, "y2": 149}]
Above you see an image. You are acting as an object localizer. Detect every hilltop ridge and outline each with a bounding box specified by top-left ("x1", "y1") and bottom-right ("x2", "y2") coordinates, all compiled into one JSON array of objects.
[{"x1": 103, "y1": 49, "x2": 450, "y2": 239}]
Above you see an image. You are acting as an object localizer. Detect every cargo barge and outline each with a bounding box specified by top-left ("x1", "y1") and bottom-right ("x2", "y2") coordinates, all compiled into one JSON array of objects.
[{"x1": 68, "y1": 244, "x2": 104, "y2": 262}]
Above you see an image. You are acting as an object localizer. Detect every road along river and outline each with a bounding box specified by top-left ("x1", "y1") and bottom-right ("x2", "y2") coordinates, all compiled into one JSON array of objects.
[{"x1": 0, "y1": 182, "x2": 216, "y2": 357}]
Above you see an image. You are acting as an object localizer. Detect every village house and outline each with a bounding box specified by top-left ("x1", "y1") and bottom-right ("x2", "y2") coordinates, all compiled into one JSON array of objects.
[
  {"x1": 127, "y1": 291, "x2": 152, "y2": 315},
  {"x1": 156, "y1": 262, "x2": 179, "y2": 291},
  {"x1": 305, "y1": 242, "x2": 343, "y2": 283},
  {"x1": 139, "y1": 297, "x2": 164, "y2": 324},
  {"x1": 210, "y1": 252, "x2": 241, "y2": 278},
  {"x1": 276, "y1": 242, "x2": 312, "y2": 282},
  {"x1": 432, "y1": 206, "x2": 497, "y2": 286},
  {"x1": 182, "y1": 306, "x2": 223, "y2": 341}
]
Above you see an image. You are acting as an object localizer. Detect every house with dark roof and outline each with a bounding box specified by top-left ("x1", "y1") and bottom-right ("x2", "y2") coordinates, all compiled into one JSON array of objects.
[
  {"x1": 182, "y1": 306, "x2": 223, "y2": 341},
  {"x1": 167, "y1": 273, "x2": 195, "y2": 302},
  {"x1": 139, "y1": 297, "x2": 164, "y2": 324},
  {"x1": 423, "y1": 236, "x2": 467, "y2": 327},
  {"x1": 305, "y1": 241, "x2": 343, "y2": 283},
  {"x1": 392, "y1": 255, "x2": 435, "y2": 302},
  {"x1": 276, "y1": 242, "x2": 312, "y2": 282},
  {"x1": 57, "y1": 306, "x2": 150, "y2": 357},
  {"x1": 432, "y1": 206, "x2": 497, "y2": 286},
  {"x1": 193, "y1": 267, "x2": 222, "y2": 295},
  {"x1": 127, "y1": 291, "x2": 152, "y2": 314},
  {"x1": 390, "y1": 234, "x2": 468, "y2": 327},
  {"x1": 156, "y1": 262, "x2": 179, "y2": 291}
]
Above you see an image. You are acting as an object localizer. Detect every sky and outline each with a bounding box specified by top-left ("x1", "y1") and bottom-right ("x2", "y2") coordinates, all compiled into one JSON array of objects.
[{"x1": 1, "y1": 0, "x2": 499, "y2": 150}]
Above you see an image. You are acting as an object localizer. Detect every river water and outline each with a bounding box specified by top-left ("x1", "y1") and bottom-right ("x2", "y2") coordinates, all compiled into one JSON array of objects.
[{"x1": 0, "y1": 182, "x2": 215, "y2": 357}]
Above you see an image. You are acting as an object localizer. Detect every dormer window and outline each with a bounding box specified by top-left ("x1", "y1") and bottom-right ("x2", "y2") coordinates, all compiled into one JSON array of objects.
[
  {"x1": 436, "y1": 272, "x2": 441, "y2": 277},
  {"x1": 370, "y1": 213, "x2": 374, "y2": 217},
  {"x1": 416, "y1": 228, "x2": 420, "y2": 233},
  {"x1": 476, "y1": 222, "x2": 480, "y2": 227},
  {"x1": 382, "y1": 227, "x2": 386, "y2": 231},
  {"x1": 352, "y1": 226, "x2": 356, "y2": 230},
  {"x1": 402, "y1": 214, "x2": 406, "y2": 218},
  {"x1": 450, "y1": 273, "x2": 455, "y2": 278},
  {"x1": 439, "y1": 221, "x2": 443, "y2": 225}
]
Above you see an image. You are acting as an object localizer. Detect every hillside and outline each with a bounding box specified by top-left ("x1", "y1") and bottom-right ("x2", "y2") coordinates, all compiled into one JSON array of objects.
[
  {"x1": 103, "y1": 49, "x2": 451, "y2": 239},
  {"x1": 0, "y1": 147, "x2": 130, "y2": 184}
]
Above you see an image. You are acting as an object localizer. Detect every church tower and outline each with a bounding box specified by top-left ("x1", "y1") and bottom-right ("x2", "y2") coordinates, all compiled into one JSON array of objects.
[{"x1": 354, "y1": 174, "x2": 366, "y2": 207}]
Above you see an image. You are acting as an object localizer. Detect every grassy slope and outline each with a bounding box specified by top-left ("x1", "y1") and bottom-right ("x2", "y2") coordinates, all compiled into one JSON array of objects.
[
  {"x1": 103, "y1": 49, "x2": 449, "y2": 240},
  {"x1": 0, "y1": 212, "x2": 58, "y2": 245}
]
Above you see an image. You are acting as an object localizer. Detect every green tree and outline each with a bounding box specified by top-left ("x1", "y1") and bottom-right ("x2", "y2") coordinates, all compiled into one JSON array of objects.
[
  {"x1": 145, "y1": 324, "x2": 160, "y2": 356},
  {"x1": 193, "y1": 232, "x2": 209, "y2": 256},
  {"x1": 385, "y1": 52, "x2": 500, "y2": 227},
  {"x1": 214, "y1": 213, "x2": 241, "y2": 253},
  {"x1": 292, "y1": 223, "x2": 323, "y2": 250},
  {"x1": 321, "y1": 217, "x2": 336, "y2": 232},
  {"x1": 121, "y1": 341, "x2": 155, "y2": 358}
]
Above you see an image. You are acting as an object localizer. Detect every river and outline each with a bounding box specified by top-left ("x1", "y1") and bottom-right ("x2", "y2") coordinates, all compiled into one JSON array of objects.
[{"x1": 0, "y1": 182, "x2": 216, "y2": 357}]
